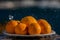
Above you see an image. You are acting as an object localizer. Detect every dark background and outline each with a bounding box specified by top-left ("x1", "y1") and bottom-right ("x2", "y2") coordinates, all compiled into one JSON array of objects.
[{"x1": 0, "y1": 7, "x2": 60, "y2": 35}]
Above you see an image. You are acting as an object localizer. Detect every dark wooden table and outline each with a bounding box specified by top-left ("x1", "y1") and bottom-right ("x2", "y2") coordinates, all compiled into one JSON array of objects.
[{"x1": 0, "y1": 35, "x2": 60, "y2": 40}]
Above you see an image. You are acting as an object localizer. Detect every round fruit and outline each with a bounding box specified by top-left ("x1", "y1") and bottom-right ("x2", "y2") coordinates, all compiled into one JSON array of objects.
[
  {"x1": 28, "y1": 23, "x2": 41, "y2": 35},
  {"x1": 16, "y1": 23, "x2": 27, "y2": 31},
  {"x1": 21, "y1": 16, "x2": 37, "y2": 27},
  {"x1": 38, "y1": 19, "x2": 51, "y2": 34},
  {"x1": 6, "y1": 20, "x2": 19, "y2": 34},
  {"x1": 15, "y1": 25, "x2": 27, "y2": 35}
]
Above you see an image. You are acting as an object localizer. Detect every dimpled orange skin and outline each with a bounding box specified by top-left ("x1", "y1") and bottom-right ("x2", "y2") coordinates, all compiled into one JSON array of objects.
[
  {"x1": 6, "y1": 20, "x2": 18, "y2": 34},
  {"x1": 16, "y1": 23, "x2": 27, "y2": 31},
  {"x1": 38, "y1": 19, "x2": 51, "y2": 34},
  {"x1": 21, "y1": 16, "x2": 37, "y2": 27},
  {"x1": 28, "y1": 23, "x2": 41, "y2": 35},
  {"x1": 15, "y1": 25, "x2": 27, "y2": 35}
]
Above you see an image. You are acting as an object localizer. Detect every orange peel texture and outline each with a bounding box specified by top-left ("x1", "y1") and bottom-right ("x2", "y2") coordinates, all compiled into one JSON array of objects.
[
  {"x1": 28, "y1": 23, "x2": 41, "y2": 35},
  {"x1": 38, "y1": 19, "x2": 51, "y2": 34}
]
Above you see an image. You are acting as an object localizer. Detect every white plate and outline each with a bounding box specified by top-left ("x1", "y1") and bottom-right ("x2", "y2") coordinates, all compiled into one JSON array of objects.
[{"x1": 3, "y1": 30, "x2": 56, "y2": 37}]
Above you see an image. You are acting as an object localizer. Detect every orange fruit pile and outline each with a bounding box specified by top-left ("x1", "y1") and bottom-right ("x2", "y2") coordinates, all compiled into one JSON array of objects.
[{"x1": 6, "y1": 16, "x2": 52, "y2": 35}]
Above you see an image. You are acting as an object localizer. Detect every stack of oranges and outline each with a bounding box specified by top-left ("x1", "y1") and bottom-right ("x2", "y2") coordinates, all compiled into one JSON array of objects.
[{"x1": 6, "y1": 16, "x2": 52, "y2": 35}]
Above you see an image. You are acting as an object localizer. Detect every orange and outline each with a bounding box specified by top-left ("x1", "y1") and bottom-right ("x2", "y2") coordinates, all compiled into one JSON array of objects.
[
  {"x1": 38, "y1": 19, "x2": 51, "y2": 34},
  {"x1": 6, "y1": 20, "x2": 19, "y2": 34},
  {"x1": 21, "y1": 16, "x2": 37, "y2": 27},
  {"x1": 15, "y1": 23, "x2": 27, "y2": 35},
  {"x1": 28, "y1": 23, "x2": 41, "y2": 35},
  {"x1": 16, "y1": 23, "x2": 27, "y2": 31}
]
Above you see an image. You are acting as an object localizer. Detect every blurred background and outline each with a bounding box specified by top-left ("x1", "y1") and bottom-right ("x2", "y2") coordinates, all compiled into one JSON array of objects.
[{"x1": 0, "y1": 0, "x2": 60, "y2": 35}]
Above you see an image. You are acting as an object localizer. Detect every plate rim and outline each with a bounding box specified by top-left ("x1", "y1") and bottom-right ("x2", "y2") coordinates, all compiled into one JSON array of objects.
[{"x1": 3, "y1": 30, "x2": 56, "y2": 37}]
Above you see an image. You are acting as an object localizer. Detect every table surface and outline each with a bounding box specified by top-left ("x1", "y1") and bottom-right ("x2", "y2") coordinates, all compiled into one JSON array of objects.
[{"x1": 0, "y1": 34, "x2": 60, "y2": 40}]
